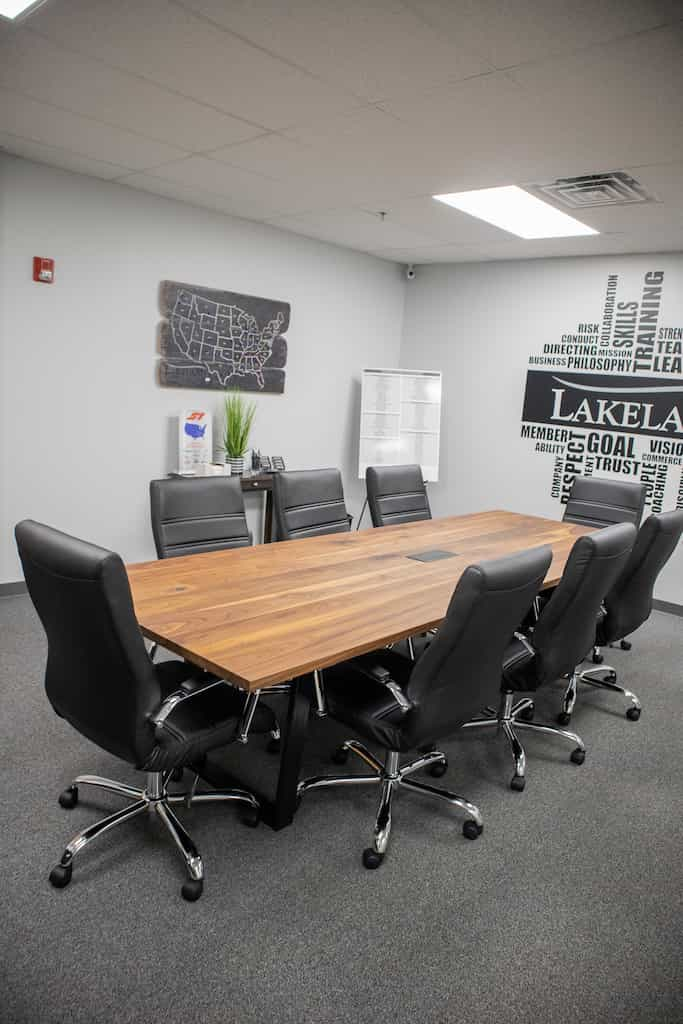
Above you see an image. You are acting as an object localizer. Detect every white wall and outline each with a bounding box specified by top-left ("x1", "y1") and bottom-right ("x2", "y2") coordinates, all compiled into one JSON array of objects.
[
  {"x1": 401, "y1": 254, "x2": 683, "y2": 604},
  {"x1": 0, "y1": 155, "x2": 405, "y2": 582}
]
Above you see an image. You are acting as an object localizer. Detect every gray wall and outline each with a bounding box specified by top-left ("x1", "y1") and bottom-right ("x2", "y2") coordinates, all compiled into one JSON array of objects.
[
  {"x1": 0, "y1": 155, "x2": 405, "y2": 582},
  {"x1": 401, "y1": 254, "x2": 683, "y2": 604}
]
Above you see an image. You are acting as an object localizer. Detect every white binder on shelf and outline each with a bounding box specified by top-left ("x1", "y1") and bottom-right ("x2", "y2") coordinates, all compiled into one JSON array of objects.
[{"x1": 358, "y1": 368, "x2": 442, "y2": 482}]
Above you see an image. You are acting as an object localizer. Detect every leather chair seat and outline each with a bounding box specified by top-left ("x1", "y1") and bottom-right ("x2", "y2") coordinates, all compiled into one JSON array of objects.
[
  {"x1": 324, "y1": 650, "x2": 422, "y2": 752},
  {"x1": 149, "y1": 678, "x2": 274, "y2": 772}
]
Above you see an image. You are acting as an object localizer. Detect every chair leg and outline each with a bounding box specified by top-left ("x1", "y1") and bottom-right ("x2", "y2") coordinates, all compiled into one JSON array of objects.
[
  {"x1": 299, "y1": 744, "x2": 483, "y2": 868},
  {"x1": 514, "y1": 718, "x2": 585, "y2": 760},
  {"x1": 49, "y1": 799, "x2": 149, "y2": 888},
  {"x1": 501, "y1": 720, "x2": 527, "y2": 791},
  {"x1": 399, "y1": 750, "x2": 447, "y2": 777},
  {"x1": 363, "y1": 776, "x2": 396, "y2": 868},
  {"x1": 578, "y1": 667, "x2": 642, "y2": 720},
  {"x1": 558, "y1": 670, "x2": 579, "y2": 725},
  {"x1": 155, "y1": 801, "x2": 204, "y2": 900},
  {"x1": 50, "y1": 769, "x2": 260, "y2": 901},
  {"x1": 400, "y1": 776, "x2": 483, "y2": 833},
  {"x1": 70, "y1": 775, "x2": 145, "y2": 801},
  {"x1": 462, "y1": 688, "x2": 586, "y2": 791}
]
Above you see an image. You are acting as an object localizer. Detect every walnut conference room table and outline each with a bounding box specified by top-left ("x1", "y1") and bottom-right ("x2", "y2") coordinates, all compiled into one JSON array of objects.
[{"x1": 128, "y1": 510, "x2": 592, "y2": 829}]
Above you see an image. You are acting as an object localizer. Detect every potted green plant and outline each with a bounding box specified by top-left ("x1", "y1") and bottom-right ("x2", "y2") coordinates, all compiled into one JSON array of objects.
[{"x1": 222, "y1": 389, "x2": 256, "y2": 475}]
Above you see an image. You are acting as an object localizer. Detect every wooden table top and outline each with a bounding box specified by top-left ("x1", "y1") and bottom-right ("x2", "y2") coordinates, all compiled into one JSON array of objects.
[{"x1": 127, "y1": 510, "x2": 592, "y2": 691}]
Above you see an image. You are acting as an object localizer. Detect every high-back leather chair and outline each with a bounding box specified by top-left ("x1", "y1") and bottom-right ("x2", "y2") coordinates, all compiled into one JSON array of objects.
[
  {"x1": 272, "y1": 468, "x2": 350, "y2": 541},
  {"x1": 297, "y1": 544, "x2": 552, "y2": 869},
  {"x1": 563, "y1": 476, "x2": 646, "y2": 529},
  {"x1": 150, "y1": 476, "x2": 251, "y2": 558},
  {"x1": 366, "y1": 464, "x2": 431, "y2": 528},
  {"x1": 15, "y1": 520, "x2": 272, "y2": 901},
  {"x1": 562, "y1": 509, "x2": 683, "y2": 723},
  {"x1": 463, "y1": 522, "x2": 636, "y2": 790}
]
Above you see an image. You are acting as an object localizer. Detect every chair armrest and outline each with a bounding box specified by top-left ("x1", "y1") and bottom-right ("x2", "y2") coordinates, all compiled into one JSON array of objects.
[
  {"x1": 349, "y1": 659, "x2": 413, "y2": 712},
  {"x1": 151, "y1": 678, "x2": 227, "y2": 727}
]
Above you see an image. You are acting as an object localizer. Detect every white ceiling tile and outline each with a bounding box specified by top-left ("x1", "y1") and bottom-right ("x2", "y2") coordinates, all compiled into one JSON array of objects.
[
  {"x1": 623, "y1": 161, "x2": 683, "y2": 201},
  {"x1": 179, "y1": 0, "x2": 492, "y2": 101},
  {"x1": 0, "y1": 29, "x2": 265, "y2": 150},
  {"x1": 266, "y1": 208, "x2": 437, "y2": 252},
  {"x1": 508, "y1": 29, "x2": 683, "y2": 171},
  {"x1": 368, "y1": 196, "x2": 514, "y2": 243},
  {"x1": 145, "y1": 155, "x2": 336, "y2": 216},
  {"x1": 0, "y1": 89, "x2": 188, "y2": 169},
  {"x1": 29, "y1": 0, "x2": 361, "y2": 130},
  {"x1": 0, "y1": 132, "x2": 132, "y2": 179},
  {"x1": 410, "y1": 0, "x2": 683, "y2": 70},
  {"x1": 118, "y1": 172, "x2": 281, "y2": 220}
]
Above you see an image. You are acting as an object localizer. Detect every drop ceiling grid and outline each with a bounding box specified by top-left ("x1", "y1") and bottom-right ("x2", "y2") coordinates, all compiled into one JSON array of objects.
[{"x1": 0, "y1": 1, "x2": 681, "y2": 262}]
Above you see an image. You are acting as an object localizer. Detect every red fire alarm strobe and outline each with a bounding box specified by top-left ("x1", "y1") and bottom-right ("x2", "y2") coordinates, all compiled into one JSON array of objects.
[{"x1": 33, "y1": 257, "x2": 55, "y2": 283}]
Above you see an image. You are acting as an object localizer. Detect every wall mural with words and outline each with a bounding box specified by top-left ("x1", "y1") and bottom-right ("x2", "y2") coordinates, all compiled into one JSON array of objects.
[
  {"x1": 520, "y1": 267, "x2": 683, "y2": 514},
  {"x1": 158, "y1": 280, "x2": 289, "y2": 393}
]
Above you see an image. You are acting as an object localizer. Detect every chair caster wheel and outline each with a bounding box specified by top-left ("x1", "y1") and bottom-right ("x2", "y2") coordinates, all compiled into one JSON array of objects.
[
  {"x1": 49, "y1": 863, "x2": 72, "y2": 888},
  {"x1": 266, "y1": 735, "x2": 281, "y2": 754},
  {"x1": 169, "y1": 766, "x2": 184, "y2": 782},
  {"x1": 428, "y1": 758, "x2": 447, "y2": 778},
  {"x1": 570, "y1": 748, "x2": 585, "y2": 765},
  {"x1": 510, "y1": 775, "x2": 526, "y2": 792},
  {"x1": 626, "y1": 707, "x2": 641, "y2": 721},
  {"x1": 519, "y1": 706, "x2": 535, "y2": 722},
  {"x1": 462, "y1": 820, "x2": 483, "y2": 840},
  {"x1": 362, "y1": 848, "x2": 384, "y2": 870},
  {"x1": 331, "y1": 745, "x2": 349, "y2": 765},
  {"x1": 592, "y1": 652, "x2": 604, "y2": 664},
  {"x1": 241, "y1": 805, "x2": 260, "y2": 828},
  {"x1": 557, "y1": 711, "x2": 571, "y2": 727},
  {"x1": 58, "y1": 785, "x2": 78, "y2": 809},
  {"x1": 181, "y1": 879, "x2": 203, "y2": 902},
  {"x1": 620, "y1": 640, "x2": 632, "y2": 651}
]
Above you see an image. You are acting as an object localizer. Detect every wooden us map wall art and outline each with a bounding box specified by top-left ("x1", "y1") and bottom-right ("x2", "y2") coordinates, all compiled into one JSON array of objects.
[{"x1": 159, "y1": 280, "x2": 289, "y2": 393}]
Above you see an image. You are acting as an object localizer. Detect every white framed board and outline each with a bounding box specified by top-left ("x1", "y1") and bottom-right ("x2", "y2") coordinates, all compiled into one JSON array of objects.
[{"x1": 359, "y1": 367, "x2": 442, "y2": 482}]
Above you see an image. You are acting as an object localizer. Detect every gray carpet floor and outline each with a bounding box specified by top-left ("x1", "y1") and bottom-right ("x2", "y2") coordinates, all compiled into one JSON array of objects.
[{"x1": 1, "y1": 593, "x2": 682, "y2": 1024}]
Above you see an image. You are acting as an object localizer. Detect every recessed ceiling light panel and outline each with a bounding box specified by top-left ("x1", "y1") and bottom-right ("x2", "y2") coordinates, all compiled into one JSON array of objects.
[
  {"x1": 433, "y1": 185, "x2": 598, "y2": 239},
  {"x1": 0, "y1": 0, "x2": 47, "y2": 20}
]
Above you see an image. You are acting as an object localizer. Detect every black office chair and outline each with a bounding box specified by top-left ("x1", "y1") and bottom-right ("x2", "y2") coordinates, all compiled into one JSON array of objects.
[
  {"x1": 562, "y1": 476, "x2": 646, "y2": 529},
  {"x1": 15, "y1": 520, "x2": 273, "y2": 901},
  {"x1": 366, "y1": 464, "x2": 431, "y2": 528},
  {"x1": 297, "y1": 544, "x2": 553, "y2": 868},
  {"x1": 149, "y1": 476, "x2": 282, "y2": 747},
  {"x1": 558, "y1": 509, "x2": 683, "y2": 724},
  {"x1": 560, "y1": 476, "x2": 646, "y2": 664},
  {"x1": 272, "y1": 468, "x2": 351, "y2": 541},
  {"x1": 150, "y1": 476, "x2": 251, "y2": 558},
  {"x1": 272, "y1": 468, "x2": 351, "y2": 715},
  {"x1": 462, "y1": 522, "x2": 636, "y2": 790}
]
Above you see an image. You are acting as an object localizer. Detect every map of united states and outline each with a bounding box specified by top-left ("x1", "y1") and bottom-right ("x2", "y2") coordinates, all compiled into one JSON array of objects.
[{"x1": 169, "y1": 289, "x2": 285, "y2": 389}]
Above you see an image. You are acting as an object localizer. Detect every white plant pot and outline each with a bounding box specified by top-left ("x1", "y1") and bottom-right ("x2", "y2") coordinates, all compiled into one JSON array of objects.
[{"x1": 227, "y1": 456, "x2": 244, "y2": 475}]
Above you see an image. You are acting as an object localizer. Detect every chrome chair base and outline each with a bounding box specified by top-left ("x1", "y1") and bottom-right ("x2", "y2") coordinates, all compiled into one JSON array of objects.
[
  {"x1": 461, "y1": 691, "x2": 586, "y2": 791},
  {"x1": 561, "y1": 662, "x2": 642, "y2": 722},
  {"x1": 297, "y1": 741, "x2": 483, "y2": 868},
  {"x1": 50, "y1": 770, "x2": 259, "y2": 901}
]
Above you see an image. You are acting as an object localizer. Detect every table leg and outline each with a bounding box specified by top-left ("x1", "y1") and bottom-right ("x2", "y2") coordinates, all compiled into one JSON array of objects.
[
  {"x1": 269, "y1": 676, "x2": 311, "y2": 829},
  {"x1": 264, "y1": 489, "x2": 274, "y2": 543},
  {"x1": 193, "y1": 676, "x2": 311, "y2": 831}
]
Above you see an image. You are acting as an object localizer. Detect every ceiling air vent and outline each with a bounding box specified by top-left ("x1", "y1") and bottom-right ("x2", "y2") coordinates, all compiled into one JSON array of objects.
[{"x1": 530, "y1": 171, "x2": 654, "y2": 209}]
